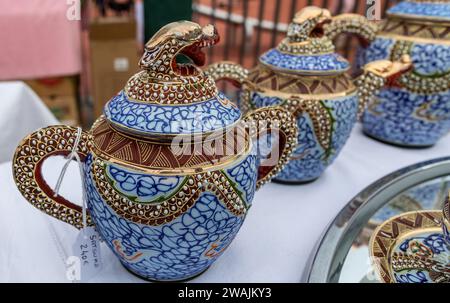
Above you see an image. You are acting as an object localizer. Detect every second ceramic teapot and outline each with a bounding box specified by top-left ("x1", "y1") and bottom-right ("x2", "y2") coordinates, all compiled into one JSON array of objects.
[
  {"x1": 206, "y1": 6, "x2": 412, "y2": 184},
  {"x1": 325, "y1": 1, "x2": 450, "y2": 148},
  {"x1": 12, "y1": 21, "x2": 298, "y2": 281}
]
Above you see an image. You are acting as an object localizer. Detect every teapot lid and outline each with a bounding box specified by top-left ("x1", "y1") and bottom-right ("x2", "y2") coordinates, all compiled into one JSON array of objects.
[
  {"x1": 387, "y1": 0, "x2": 450, "y2": 21},
  {"x1": 104, "y1": 21, "x2": 241, "y2": 138},
  {"x1": 259, "y1": 7, "x2": 350, "y2": 76}
]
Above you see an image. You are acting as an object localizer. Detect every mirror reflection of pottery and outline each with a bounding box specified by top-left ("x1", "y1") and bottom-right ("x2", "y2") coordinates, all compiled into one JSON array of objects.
[
  {"x1": 347, "y1": 0, "x2": 450, "y2": 147},
  {"x1": 369, "y1": 179, "x2": 447, "y2": 227},
  {"x1": 12, "y1": 21, "x2": 299, "y2": 282},
  {"x1": 370, "y1": 211, "x2": 450, "y2": 283},
  {"x1": 205, "y1": 6, "x2": 412, "y2": 184}
]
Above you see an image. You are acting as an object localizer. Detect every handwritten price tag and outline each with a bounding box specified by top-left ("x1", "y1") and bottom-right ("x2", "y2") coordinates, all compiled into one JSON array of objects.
[{"x1": 72, "y1": 226, "x2": 102, "y2": 281}]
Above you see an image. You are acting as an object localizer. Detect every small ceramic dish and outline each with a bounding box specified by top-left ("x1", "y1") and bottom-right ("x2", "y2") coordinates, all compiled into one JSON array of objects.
[{"x1": 370, "y1": 210, "x2": 450, "y2": 283}]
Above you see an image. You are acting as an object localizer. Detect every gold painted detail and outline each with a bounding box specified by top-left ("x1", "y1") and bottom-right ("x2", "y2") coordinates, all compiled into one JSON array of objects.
[
  {"x1": 391, "y1": 40, "x2": 450, "y2": 94},
  {"x1": 369, "y1": 211, "x2": 443, "y2": 283},
  {"x1": 128, "y1": 21, "x2": 220, "y2": 104},
  {"x1": 247, "y1": 66, "x2": 355, "y2": 96},
  {"x1": 282, "y1": 99, "x2": 334, "y2": 159},
  {"x1": 359, "y1": 56, "x2": 413, "y2": 119},
  {"x1": 124, "y1": 71, "x2": 218, "y2": 104},
  {"x1": 13, "y1": 125, "x2": 94, "y2": 229},
  {"x1": 381, "y1": 18, "x2": 450, "y2": 41},
  {"x1": 91, "y1": 157, "x2": 247, "y2": 226},
  {"x1": 204, "y1": 61, "x2": 249, "y2": 85},
  {"x1": 325, "y1": 13, "x2": 379, "y2": 43},
  {"x1": 277, "y1": 37, "x2": 335, "y2": 55},
  {"x1": 354, "y1": 71, "x2": 386, "y2": 119},
  {"x1": 277, "y1": 7, "x2": 335, "y2": 55},
  {"x1": 416, "y1": 99, "x2": 450, "y2": 121},
  {"x1": 91, "y1": 117, "x2": 250, "y2": 176},
  {"x1": 243, "y1": 107, "x2": 298, "y2": 188},
  {"x1": 391, "y1": 253, "x2": 450, "y2": 283},
  {"x1": 139, "y1": 22, "x2": 216, "y2": 80},
  {"x1": 444, "y1": 192, "x2": 450, "y2": 221}
]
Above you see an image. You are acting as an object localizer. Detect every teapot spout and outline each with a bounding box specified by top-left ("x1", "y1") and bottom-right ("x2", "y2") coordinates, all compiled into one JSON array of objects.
[
  {"x1": 204, "y1": 61, "x2": 249, "y2": 88},
  {"x1": 355, "y1": 55, "x2": 413, "y2": 118}
]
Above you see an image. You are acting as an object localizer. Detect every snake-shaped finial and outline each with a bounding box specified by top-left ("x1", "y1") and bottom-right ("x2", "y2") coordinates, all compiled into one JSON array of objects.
[{"x1": 139, "y1": 21, "x2": 219, "y2": 80}]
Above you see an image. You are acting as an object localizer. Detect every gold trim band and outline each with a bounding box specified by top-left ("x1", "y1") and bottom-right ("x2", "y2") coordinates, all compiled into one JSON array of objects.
[
  {"x1": 378, "y1": 32, "x2": 450, "y2": 45},
  {"x1": 253, "y1": 86, "x2": 357, "y2": 101}
]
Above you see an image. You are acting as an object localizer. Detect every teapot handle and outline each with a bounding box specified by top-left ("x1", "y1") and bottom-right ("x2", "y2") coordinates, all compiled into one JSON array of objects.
[
  {"x1": 204, "y1": 61, "x2": 249, "y2": 88},
  {"x1": 205, "y1": 61, "x2": 257, "y2": 114},
  {"x1": 13, "y1": 125, "x2": 93, "y2": 229},
  {"x1": 324, "y1": 13, "x2": 379, "y2": 47},
  {"x1": 243, "y1": 107, "x2": 298, "y2": 189}
]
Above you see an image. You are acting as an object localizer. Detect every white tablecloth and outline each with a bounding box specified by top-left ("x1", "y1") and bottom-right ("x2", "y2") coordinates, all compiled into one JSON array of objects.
[
  {"x1": 1, "y1": 122, "x2": 450, "y2": 283},
  {"x1": 0, "y1": 81, "x2": 58, "y2": 163}
]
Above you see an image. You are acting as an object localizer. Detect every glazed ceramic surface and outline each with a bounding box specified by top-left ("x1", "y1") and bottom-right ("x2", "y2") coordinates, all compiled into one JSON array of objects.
[
  {"x1": 249, "y1": 91, "x2": 358, "y2": 182},
  {"x1": 12, "y1": 21, "x2": 298, "y2": 281},
  {"x1": 370, "y1": 211, "x2": 450, "y2": 283},
  {"x1": 443, "y1": 194, "x2": 450, "y2": 245},
  {"x1": 206, "y1": 7, "x2": 412, "y2": 184},
  {"x1": 359, "y1": 0, "x2": 450, "y2": 147}
]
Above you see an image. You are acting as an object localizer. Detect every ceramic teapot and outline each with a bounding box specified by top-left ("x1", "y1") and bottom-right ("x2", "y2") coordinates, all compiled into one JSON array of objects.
[
  {"x1": 327, "y1": 0, "x2": 450, "y2": 147},
  {"x1": 12, "y1": 21, "x2": 298, "y2": 282},
  {"x1": 206, "y1": 6, "x2": 412, "y2": 184}
]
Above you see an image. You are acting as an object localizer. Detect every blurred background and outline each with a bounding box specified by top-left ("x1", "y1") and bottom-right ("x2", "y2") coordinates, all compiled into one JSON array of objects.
[{"x1": 0, "y1": 0, "x2": 401, "y2": 131}]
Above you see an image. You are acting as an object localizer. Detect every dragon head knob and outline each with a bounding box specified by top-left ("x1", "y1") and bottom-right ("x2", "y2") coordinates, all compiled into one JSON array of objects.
[{"x1": 139, "y1": 21, "x2": 219, "y2": 79}]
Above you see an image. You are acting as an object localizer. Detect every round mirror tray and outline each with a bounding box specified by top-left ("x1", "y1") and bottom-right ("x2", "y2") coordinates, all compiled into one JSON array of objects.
[{"x1": 305, "y1": 157, "x2": 450, "y2": 283}]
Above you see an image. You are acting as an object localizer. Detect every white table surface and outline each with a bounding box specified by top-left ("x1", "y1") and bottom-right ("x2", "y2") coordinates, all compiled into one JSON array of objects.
[
  {"x1": 0, "y1": 81, "x2": 58, "y2": 163},
  {"x1": 1, "y1": 123, "x2": 450, "y2": 283}
]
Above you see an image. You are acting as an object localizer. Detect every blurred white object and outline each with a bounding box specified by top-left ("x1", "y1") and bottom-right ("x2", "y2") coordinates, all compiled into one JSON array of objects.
[{"x1": 0, "y1": 81, "x2": 58, "y2": 163}]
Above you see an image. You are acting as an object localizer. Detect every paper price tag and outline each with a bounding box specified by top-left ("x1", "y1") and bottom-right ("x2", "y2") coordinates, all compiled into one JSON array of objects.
[{"x1": 72, "y1": 226, "x2": 102, "y2": 282}]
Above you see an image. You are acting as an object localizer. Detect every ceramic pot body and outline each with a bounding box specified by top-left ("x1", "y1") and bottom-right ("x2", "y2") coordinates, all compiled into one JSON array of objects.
[
  {"x1": 84, "y1": 156, "x2": 253, "y2": 281},
  {"x1": 206, "y1": 7, "x2": 412, "y2": 184},
  {"x1": 83, "y1": 131, "x2": 256, "y2": 281},
  {"x1": 360, "y1": 1, "x2": 450, "y2": 147},
  {"x1": 12, "y1": 21, "x2": 298, "y2": 281},
  {"x1": 242, "y1": 68, "x2": 359, "y2": 183}
]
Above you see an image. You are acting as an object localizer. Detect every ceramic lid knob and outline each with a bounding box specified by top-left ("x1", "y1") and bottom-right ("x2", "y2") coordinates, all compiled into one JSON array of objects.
[
  {"x1": 259, "y1": 6, "x2": 350, "y2": 76},
  {"x1": 101, "y1": 21, "x2": 242, "y2": 138}
]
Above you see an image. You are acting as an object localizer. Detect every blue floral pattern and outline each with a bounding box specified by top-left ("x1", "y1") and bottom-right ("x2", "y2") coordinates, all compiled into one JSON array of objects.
[
  {"x1": 411, "y1": 44, "x2": 450, "y2": 76},
  {"x1": 388, "y1": 1, "x2": 450, "y2": 20},
  {"x1": 399, "y1": 233, "x2": 448, "y2": 255},
  {"x1": 106, "y1": 165, "x2": 183, "y2": 203},
  {"x1": 226, "y1": 154, "x2": 257, "y2": 204},
  {"x1": 84, "y1": 155, "x2": 248, "y2": 281},
  {"x1": 260, "y1": 49, "x2": 350, "y2": 73},
  {"x1": 362, "y1": 88, "x2": 450, "y2": 146},
  {"x1": 360, "y1": 20, "x2": 450, "y2": 147},
  {"x1": 394, "y1": 271, "x2": 428, "y2": 284},
  {"x1": 359, "y1": 37, "x2": 394, "y2": 63},
  {"x1": 105, "y1": 91, "x2": 241, "y2": 135},
  {"x1": 362, "y1": 39, "x2": 450, "y2": 78}
]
